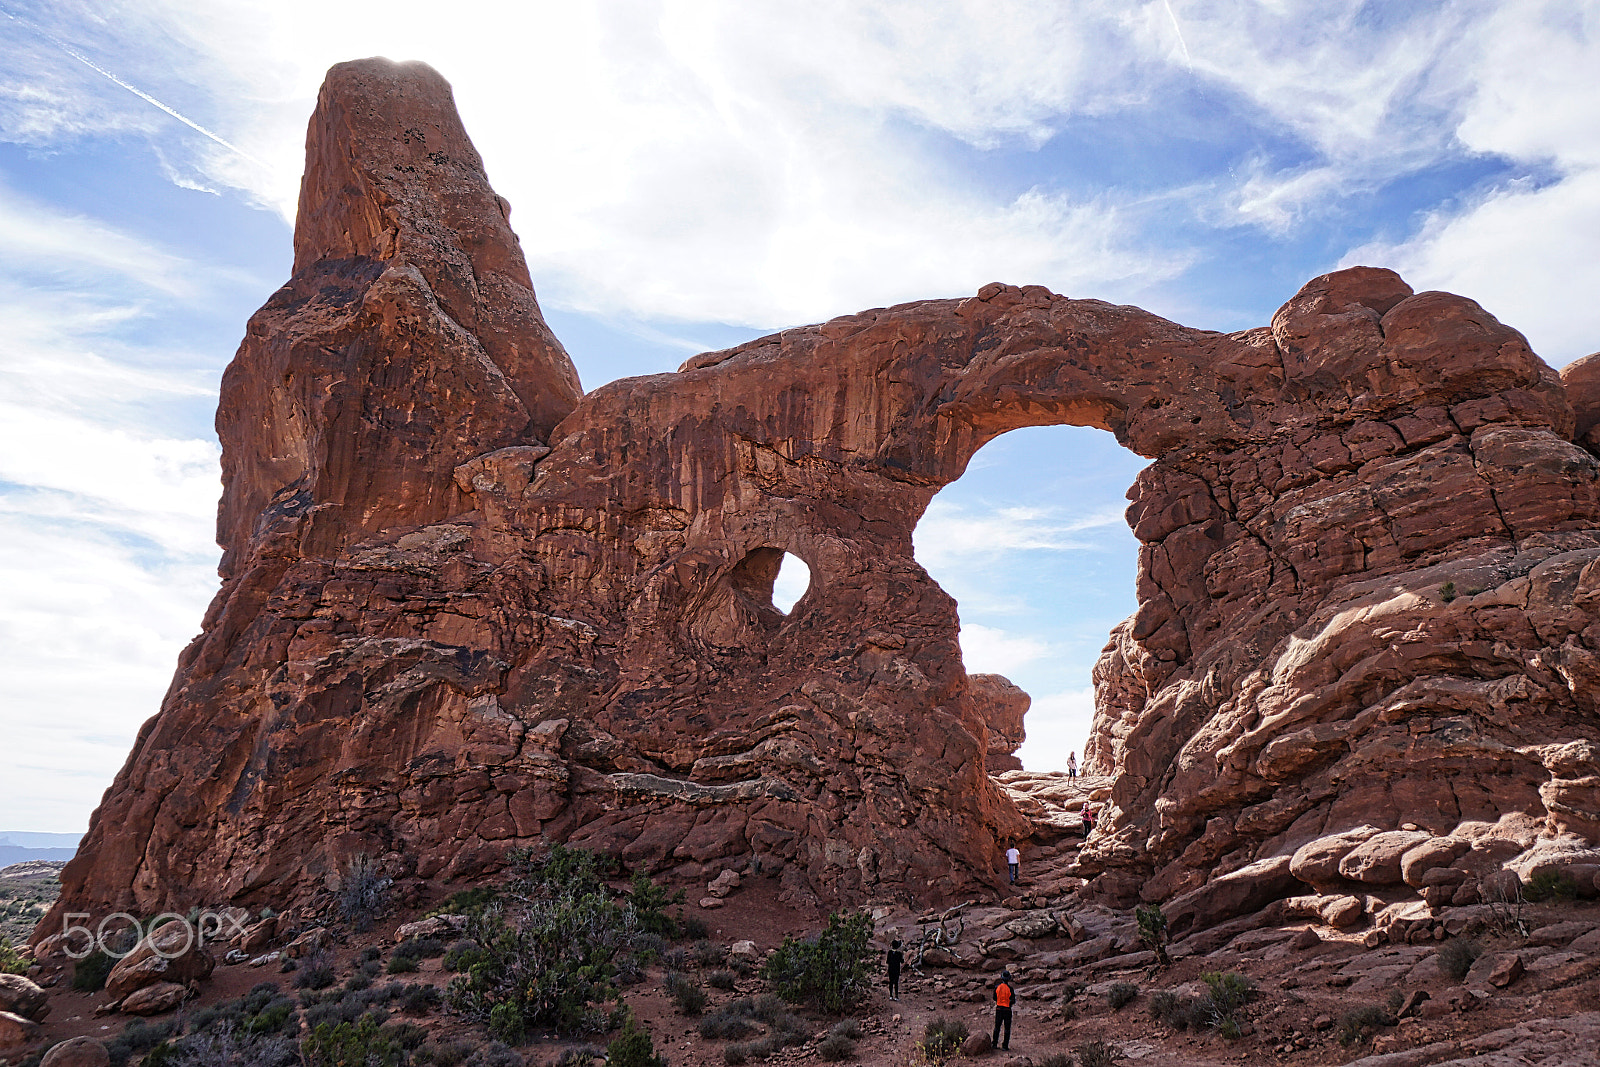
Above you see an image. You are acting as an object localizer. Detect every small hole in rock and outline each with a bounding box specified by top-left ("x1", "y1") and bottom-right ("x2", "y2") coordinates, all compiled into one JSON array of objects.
[{"x1": 773, "y1": 553, "x2": 811, "y2": 614}]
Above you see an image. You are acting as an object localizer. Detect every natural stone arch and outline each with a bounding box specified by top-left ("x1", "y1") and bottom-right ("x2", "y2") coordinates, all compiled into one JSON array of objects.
[{"x1": 46, "y1": 58, "x2": 1600, "y2": 937}]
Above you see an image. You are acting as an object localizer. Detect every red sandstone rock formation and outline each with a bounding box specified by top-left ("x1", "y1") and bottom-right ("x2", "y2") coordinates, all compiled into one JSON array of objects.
[{"x1": 39, "y1": 58, "x2": 1600, "y2": 937}]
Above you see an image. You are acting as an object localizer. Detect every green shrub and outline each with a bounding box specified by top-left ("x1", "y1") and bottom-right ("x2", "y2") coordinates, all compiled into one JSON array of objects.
[
  {"x1": 1337, "y1": 1005, "x2": 1396, "y2": 1047},
  {"x1": 0, "y1": 937, "x2": 27, "y2": 975},
  {"x1": 693, "y1": 940, "x2": 726, "y2": 967},
  {"x1": 347, "y1": 973, "x2": 373, "y2": 992},
  {"x1": 1040, "y1": 1056, "x2": 1073, "y2": 1067},
  {"x1": 829, "y1": 1020, "x2": 861, "y2": 1041},
  {"x1": 1078, "y1": 1040, "x2": 1121, "y2": 1067},
  {"x1": 816, "y1": 1033, "x2": 855, "y2": 1061},
  {"x1": 445, "y1": 890, "x2": 633, "y2": 1039},
  {"x1": 698, "y1": 1009, "x2": 756, "y2": 1041},
  {"x1": 401, "y1": 983, "x2": 442, "y2": 1014},
  {"x1": 680, "y1": 916, "x2": 711, "y2": 941},
  {"x1": 721, "y1": 1044, "x2": 748, "y2": 1066},
  {"x1": 302, "y1": 1015, "x2": 401, "y2": 1067},
  {"x1": 604, "y1": 1017, "x2": 665, "y2": 1067},
  {"x1": 417, "y1": 1040, "x2": 473, "y2": 1067},
  {"x1": 463, "y1": 1040, "x2": 525, "y2": 1067},
  {"x1": 708, "y1": 969, "x2": 736, "y2": 990},
  {"x1": 295, "y1": 949, "x2": 337, "y2": 990},
  {"x1": 921, "y1": 1017, "x2": 968, "y2": 1059},
  {"x1": 1524, "y1": 870, "x2": 1580, "y2": 903},
  {"x1": 507, "y1": 844, "x2": 613, "y2": 901},
  {"x1": 442, "y1": 940, "x2": 478, "y2": 972},
  {"x1": 1107, "y1": 981, "x2": 1138, "y2": 1010},
  {"x1": 429, "y1": 887, "x2": 500, "y2": 918},
  {"x1": 664, "y1": 971, "x2": 708, "y2": 1015},
  {"x1": 105, "y1": 1019, "x2": 177, "y2": 1067},
  {"x1": 556, "y1": 1048, "x2": 604, "y2": 1067},
  {"x1": 387, "y1": 955, "x2": 420, "y2": 974},
  {"x1": 626, "y1": 871, "x2": 685, "y2": 939},
  {"x1": 1135, "y1": 904, "x2": 1170, "y2": 965},
  {"x1": 73, "y1": 949, "x2": 116, "y2": 991},
  {"x1": 761, "y1": 911, "x2": 872, "y2": 1014},
  {"x1": 1438, "y1": 939, "x2": 1484, "y2": 982}
]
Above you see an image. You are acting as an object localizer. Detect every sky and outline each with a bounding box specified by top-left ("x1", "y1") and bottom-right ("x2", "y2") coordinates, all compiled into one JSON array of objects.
[{"x1": 2, "y1": 1, "x2": 1598, "y2": 832}]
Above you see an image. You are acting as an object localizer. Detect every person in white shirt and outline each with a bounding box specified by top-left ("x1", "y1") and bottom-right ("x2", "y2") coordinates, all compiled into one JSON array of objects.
[{"x1": 1005, "y1": 843, "x2": 1021, "y2": 884}]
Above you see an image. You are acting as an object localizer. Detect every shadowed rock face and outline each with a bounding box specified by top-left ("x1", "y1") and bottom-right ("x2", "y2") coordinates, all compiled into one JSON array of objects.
[{"x1": 41, "y1": 58, "x2": 1600, "y2": 933}]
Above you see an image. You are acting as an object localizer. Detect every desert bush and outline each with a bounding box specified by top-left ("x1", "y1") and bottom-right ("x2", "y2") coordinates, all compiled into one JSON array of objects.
[
  {"x1": 1337, "y1": 1005, "x2": 1396, "y2": 1047},
  {"x1": 445, "y1": 891, "x2": 635, "y2": 1040},
  {"x1": 829, "y1": 1020, "x2": 862, "y2": 1041},
  {"x1": 73, "y1": 948, "x2": 116, "y2": 991},
  {"x1": 693, "y1": 940, "x2": 726, "y2": 967},
  {"x1": 1039, "y1": 1056, "x2": 1073, "y2": 1067},
  {"x1": 556, "y1": 1048, "x2": 604, "y2": 1067},
  {"x1": 921, "y1": 1017, "x2": 968, "y2": 1060},
  {"x1": 416, "y1": 1040, "x2": 473, "y2": 1067},
  {"x1": 762, "y1": 910, "x2": 872, "y2": 1014},
  {"x1": 429, "y1": 887, "x2": 500, "y2": 919},
  {"x1": 167, "y1": 1022, "x2": 299, "y2": 1067},
  {"x1": 387, "y1": 955, "x2": 420, "y2": 974},
  {"x1": 337, "y1": 853, "x2": 392, "y2": 933},
  {"x1": 1438, "y1": 939, "x2": 1484, "y2": 982},
  {"x1": 1078, "y1": 1041, "x2": 1121, "y2": 1067},
  {"x1": 462, "y1": 1041, "x2": 524, "y2": 1067},
  {"x1": 105, "y1": 1019, "x2": 177, "y2": 1067},
  {"x1": 506, "y1": 844, "x2": 613, "y2": 901},
  {"x1": 302, "y1": 1015, "x2": 402, "y2": 1067},
  {"x1": 394, "y1": 937, "x2": 447, "y2": 962},
  {"x1": 0, "y1": 937, "x2": 27, "y2": 975},
  {"x1": 663, "y1": 946, "x2": 690, "y2": 971},
  {"x1": 1107, "y1": 981, "x2": 1138, "y2": 1010},
  {"x1": 680, "y1": 916, "x2": 711, "y2": 941},
  {"x1": 347, "y1": 973, "x2": 373, "y2": 992},
  {"x1": 362, "y1": 959, "x2": 385, "y2": 978},
  {"x1": 1135, "y1": 904, "x2": 1170, "y2": 966},
  {"x1": 698, "y1": 1008, "x2": 756, "y2": 1041},
  {"x1": 816, "y1": 1034, "x2": 855, "y2": 1061},
  {"x1": 664, "y1": 971, "x2": 708, "y2": 1015},
  {"x1": 625, "y1": 871, "x2": 685, "y2": 939},
  {"x1": 1523, "y1": 870, "x2": 1580, "y2": 903},
  {"x1": 442, "y1": 940, "x2": 478, "y2": 972},
  {"x1": 604, "y1": 1017, "x2": 665, "y2": 1067},
  {"x1": 295, "y1": 949, "x2": 337, "y2": 990},
  {"x1": 708, "y1": 970, "x2": 736, "y2": 991},
  {"x1": 401, "y1": 983, "x2": 441, "y2": 1014},
  {"x1": 721, "y1": 1045, "x2": 748, "y2": 1066}
]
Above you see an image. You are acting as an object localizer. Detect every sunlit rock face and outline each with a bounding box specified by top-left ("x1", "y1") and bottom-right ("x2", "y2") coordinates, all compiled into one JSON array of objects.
[{"x1": 42, "y1": 58, "x2": 1600, "y2": 934}]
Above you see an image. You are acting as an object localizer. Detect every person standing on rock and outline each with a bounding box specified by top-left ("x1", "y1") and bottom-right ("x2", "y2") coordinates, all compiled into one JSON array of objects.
[
  {"x1": 992, "y1": 969, "x2": 1015, "y2": 1050},
  {"x1": 886, "y1": 938, "x2": 903, "y2": 1000},
  {"x1": 1080, "y1": 801, "x2": 1095, "y2": 836},
  {"x1": 1005, "y1": 843, "x2": 1021, "y2": 884},
  {"x1": 1067, "y1": 751, "x2": 1078, "y2": 779}
]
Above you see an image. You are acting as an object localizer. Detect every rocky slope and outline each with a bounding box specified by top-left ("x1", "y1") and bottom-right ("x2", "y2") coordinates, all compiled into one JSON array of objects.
[{"x1": 38, "y1": 57, "x2": 1600, "y2": 937}]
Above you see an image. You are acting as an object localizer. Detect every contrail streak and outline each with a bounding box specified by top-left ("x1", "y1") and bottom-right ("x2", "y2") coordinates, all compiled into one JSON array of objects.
[
  {"x1": 1163, "y1": 0, "x2": 1193, "y2": 67},
  {"x1": 1, "y1": 3, "x2": 264, "y2": 167}
]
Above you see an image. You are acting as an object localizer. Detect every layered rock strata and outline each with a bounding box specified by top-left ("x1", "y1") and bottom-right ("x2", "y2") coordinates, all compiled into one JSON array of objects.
[{"x1": 41, "y1": 58, "x2": 1600, "y2": 934}]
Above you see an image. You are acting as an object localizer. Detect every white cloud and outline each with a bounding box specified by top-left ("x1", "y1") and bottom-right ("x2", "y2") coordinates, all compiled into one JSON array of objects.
[
  {"x1": 959, "y1": 623, "x2": 1049, "y2": 676},
  {"x1": 914, "y1": 498, "x2": 1123, "y2": 569},
  {"x1": 1013, "y1": 686, "x2": 1094, "y2": 772}
]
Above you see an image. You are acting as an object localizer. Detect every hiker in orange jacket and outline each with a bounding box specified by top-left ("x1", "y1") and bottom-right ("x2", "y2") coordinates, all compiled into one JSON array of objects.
[{"x1": 992, "y1": 969, "x2": 1014, "y2": 1050}]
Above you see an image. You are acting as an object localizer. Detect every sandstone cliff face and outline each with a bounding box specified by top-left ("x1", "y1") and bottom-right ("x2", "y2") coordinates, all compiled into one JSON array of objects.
[{"x1": 40, "y1": 58, "x2": 1600, "y2": 934}]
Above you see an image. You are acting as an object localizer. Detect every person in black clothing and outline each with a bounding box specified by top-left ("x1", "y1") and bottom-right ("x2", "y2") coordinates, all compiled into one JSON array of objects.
[
  {"x1": 886, "y1": 939, "x2": 903, "y2": 1000},
  {"x1": 993, "y1": 969, "x2": 1014, "y2": 1050}
]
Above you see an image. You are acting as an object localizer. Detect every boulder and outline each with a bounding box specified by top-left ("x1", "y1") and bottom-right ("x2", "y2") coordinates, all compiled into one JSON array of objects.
[
  {"x1": 1401, "y1": 838, "x2": 1471, "y2": 887},
  {"x1": 104, "y1": 920, "x2": 214, "y2": 1003},
  {"x1": 1291, "y1": 828, "x2": 1381, "y2": 889},
  {"x1": 284, "y1": 928, "x2": 327, "y2": 959},
  {"x1": 1320, "y1": 895, "x2": 1365, "y2": 929},
  {"x1": 729, "y1": 940, "x2": 759, "y2": 963},
  {"x1": 41, "y1": 1037, "x2": 111, "y2": 1067},
  {"x1": 1338, "y1": 831, "x2": 1432, "y2": 885},
  {"x1": 395, "y1": 915, "x2": 466, "y2": 942},
  {"x1": 707, "y1": 870, "x2": 742, "y2": 898},
  {"x1": 0, "y1": 1010, "x2": 40, "y2": 1050},
  {"x1": 119, "y1": 982, "x2": 188, "y2": 1016},
  {"x1": 1003, "y1": 912, "x2": 1058, "y2": 939},
  {"x1": 0, "y1": 973, "x2": 49, "y2": 1021},
  {"x1": 1164, "y1": 855, "x2": 1300, "y2": 938},
  {"x1": 698, "y1": 897, "x2": 724, "y2": 910},
  {"x1": 961, "y1": 1033, "x2": 993, "y2": 1057}
]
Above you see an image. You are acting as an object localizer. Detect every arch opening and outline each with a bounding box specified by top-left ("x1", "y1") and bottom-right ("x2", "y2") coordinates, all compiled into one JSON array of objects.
[
  {"x1": 728, "y1": 547, "x2": 811, "y2": 620},
  {"x1": 913, "y1": 424, "x2": 1146, "y2": 773}
]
